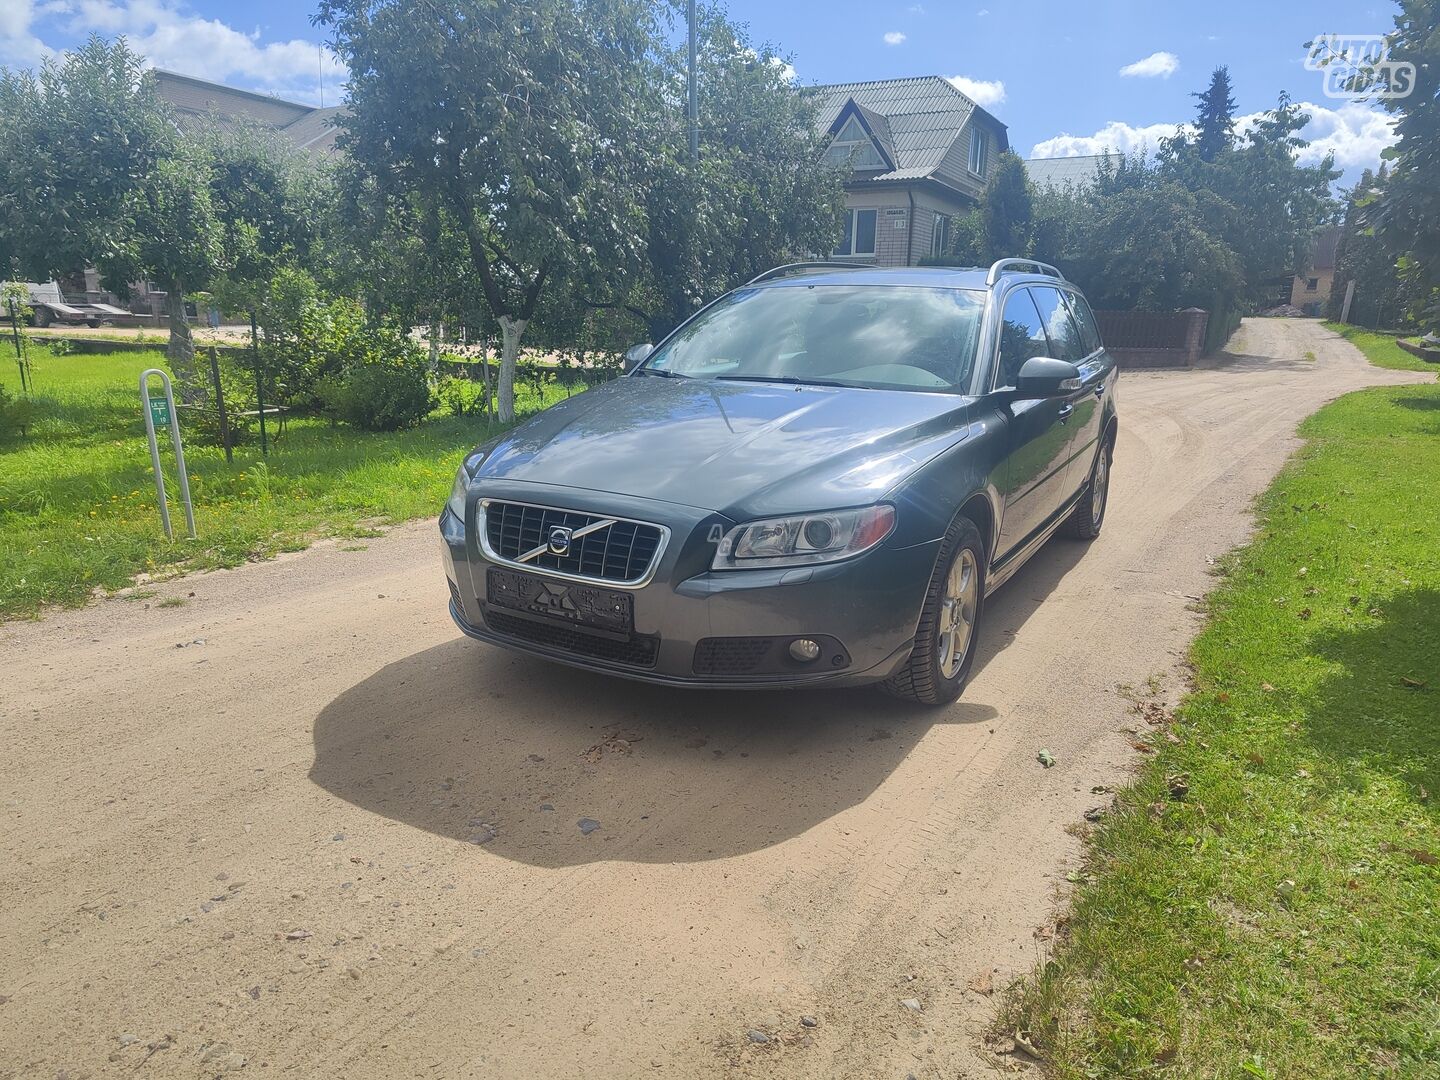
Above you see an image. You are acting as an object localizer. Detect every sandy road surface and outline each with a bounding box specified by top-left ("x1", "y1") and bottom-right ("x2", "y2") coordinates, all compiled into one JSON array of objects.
[{"x1": 1, "y1": 320, "x2": 1429, "y2": 1079}]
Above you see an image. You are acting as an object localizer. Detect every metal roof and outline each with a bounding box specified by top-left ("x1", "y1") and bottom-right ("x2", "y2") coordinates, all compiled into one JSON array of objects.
[
  {"x1": 811, "y1": 76, "x2": 1009, "y2": 184},
  {"x1": 1022, "y1": 154, "x2": 1118, "y2": 189}
]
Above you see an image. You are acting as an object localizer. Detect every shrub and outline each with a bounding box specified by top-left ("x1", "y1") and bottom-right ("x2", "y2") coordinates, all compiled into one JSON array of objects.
[
  {"x1": 316, "y1": 327, "x2": 433, "y2": 431},
  {"x1": 437, "y1": 374, "x2": 489, "y2": 417}
]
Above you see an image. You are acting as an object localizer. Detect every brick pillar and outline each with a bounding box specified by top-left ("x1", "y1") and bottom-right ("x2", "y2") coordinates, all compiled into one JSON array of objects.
[{"x1": 1181, "y1": 308, "x2": 1210, "y2": 364}]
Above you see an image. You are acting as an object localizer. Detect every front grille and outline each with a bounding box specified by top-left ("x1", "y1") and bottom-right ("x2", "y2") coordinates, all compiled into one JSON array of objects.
[
  {"x1": 482, "y1": 501, "x2": 663, "y2": 584},
  {"x1": 694, "y1": 637, "x2": 777, "y2": 675},
  {"x1": 483, "y1": 609, "x2": 660, "y2": 668}
]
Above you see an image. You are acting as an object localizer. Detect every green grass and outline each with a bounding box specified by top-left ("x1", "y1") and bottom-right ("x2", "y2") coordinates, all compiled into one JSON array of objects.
[
  {"x1": 1325, "y1": 321, "x2": 1439, "y2": 373},
  {"x1": 0, "y1": 345, "x2": 570, "y2": 618},
  {"x1": 1008, "y1": 383, "x2": 1440, "y2": 1078}
]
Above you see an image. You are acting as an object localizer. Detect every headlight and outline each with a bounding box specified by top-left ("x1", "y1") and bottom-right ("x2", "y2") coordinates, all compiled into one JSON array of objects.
[
  {"x1": 711, "y1": 505, "x2": 895, "y2": 570},
  {"x1": 445, "y1": 450, "x2": 487, "y2": 519}
]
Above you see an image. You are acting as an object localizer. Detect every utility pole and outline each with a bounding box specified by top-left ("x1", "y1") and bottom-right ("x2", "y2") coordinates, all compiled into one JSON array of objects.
[{"x1": 687, "y1": 0, "x2": 698, "y2": 162}]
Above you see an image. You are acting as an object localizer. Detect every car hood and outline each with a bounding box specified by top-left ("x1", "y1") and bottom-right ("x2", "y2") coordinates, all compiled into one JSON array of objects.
[{"x1": 474, "y1": 376, "x2": 973, "y2": 518}]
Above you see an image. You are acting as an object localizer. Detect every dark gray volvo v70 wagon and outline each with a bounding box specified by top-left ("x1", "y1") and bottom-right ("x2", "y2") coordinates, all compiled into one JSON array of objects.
[{"x1": 439, "y1": 260, "x2": 1118, "y2": 704}]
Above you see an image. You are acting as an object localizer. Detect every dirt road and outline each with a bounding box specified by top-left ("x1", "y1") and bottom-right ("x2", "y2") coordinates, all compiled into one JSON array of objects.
[{"x1": 1, "y1": 320, "x2": 1429, "y2": 1079}]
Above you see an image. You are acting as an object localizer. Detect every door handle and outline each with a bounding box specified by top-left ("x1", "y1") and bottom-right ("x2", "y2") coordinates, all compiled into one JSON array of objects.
[
  {"x1": 1093, "y1": 383, "x2": 1106, "y2": 397},
  {"x1": 1057, "y1": 403, "x2": 1074, "y2": 421}
]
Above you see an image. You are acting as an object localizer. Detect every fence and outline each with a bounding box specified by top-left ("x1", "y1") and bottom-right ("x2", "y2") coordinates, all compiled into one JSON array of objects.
[{"x1": 1095, "y1": 308, "x2": 1211, "y2": 368}]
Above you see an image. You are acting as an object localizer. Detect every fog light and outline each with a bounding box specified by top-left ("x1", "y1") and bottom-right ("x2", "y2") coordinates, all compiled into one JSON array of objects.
[{"x1": 789, "y1": 638, "x2": 822, "y2": 663}]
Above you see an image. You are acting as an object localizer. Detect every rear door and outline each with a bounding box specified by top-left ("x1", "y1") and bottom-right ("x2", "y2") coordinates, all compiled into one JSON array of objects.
[
  {"x1": 1029, "y1": 286, "x2": 1104, "y2": 500},
  {"x1": 991, "y1": 287, "x2": 1075, "y2": 563}
]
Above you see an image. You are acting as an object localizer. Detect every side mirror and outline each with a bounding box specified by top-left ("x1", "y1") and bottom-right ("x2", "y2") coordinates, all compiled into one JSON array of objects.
[
  {"x1": 624, "y1": 343, "x2": 654, "y2": 371},
  {"x1": 1014, "y1": 356, "x2": 1082, "y2": 398}
]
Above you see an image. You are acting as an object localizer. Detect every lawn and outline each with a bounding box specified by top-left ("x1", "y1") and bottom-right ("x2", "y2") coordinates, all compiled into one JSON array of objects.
[
  {"x1": 0, "y1": 344, "x2": 570, "y2": 618},
  {"x1": 1324, "y1": 321, "x2": 1439, "y2": 373},
  {"x1": 1008, "y1": 379, "x2": 1440, "y2": 1077}
]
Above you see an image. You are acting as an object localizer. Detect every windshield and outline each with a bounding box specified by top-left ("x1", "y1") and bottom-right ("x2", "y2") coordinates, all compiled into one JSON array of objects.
[{"x1": 641, "y1": 284, "x2": 986, "y2": 392}]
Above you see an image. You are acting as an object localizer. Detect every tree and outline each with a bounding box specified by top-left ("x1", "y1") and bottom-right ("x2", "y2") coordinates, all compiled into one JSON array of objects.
[
  {"x1": 1366, "y1": 0, "x2": 1440, "y2": 329},
  {"x1": 981, "y1": 151, "x2": 1033, "y2": 261},
  {"x1": 0, "y1": 37, "x2": 172, "y2": 284},
  {"x1": 1192, "y1": 66, "x2": 1237, "y2": 162},
  {"x1": 617, "y1": 9, "x2": 844, "y2": 341},
  {"x1": 317, "y1": 0, "x2": 662, "y2": 422}
]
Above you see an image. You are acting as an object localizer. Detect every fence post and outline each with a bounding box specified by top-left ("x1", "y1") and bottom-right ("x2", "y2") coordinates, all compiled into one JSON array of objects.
[
  {"x1": 208, "y1": 346, "x2": 233, "y2": 465},
  {"x1": 250, "y1": 309, "x2": 268, "y2": 457}
]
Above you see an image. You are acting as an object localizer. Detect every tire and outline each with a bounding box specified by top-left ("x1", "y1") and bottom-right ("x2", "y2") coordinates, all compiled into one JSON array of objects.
[
  {"x1": 31, "y1": 307, "x2": 52, "y2": 328},
  {"x1": 1063, "y1": 437, "x2": 1112, "y2": 541},
  {"x1": 87, "y1": 320, "x2": 101, "y2": 328},
  {"x1": 882, "y1": 515, "x2": 986, "y2": 706}
]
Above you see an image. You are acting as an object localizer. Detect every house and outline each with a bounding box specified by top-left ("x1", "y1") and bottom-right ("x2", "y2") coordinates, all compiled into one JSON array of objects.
[
  {"x1": 1023, "y1": 153, "x2": 1119, "y2": 191},
  {"x1": 1290, "y1": 226, "x2": 1342, "y2": 314},
  {"x1": 811, "y1": 76, "x2": 1009, "y2": 266},
  {"x1": 152, "y1": 69, "x2": 346, "y2": 154}
]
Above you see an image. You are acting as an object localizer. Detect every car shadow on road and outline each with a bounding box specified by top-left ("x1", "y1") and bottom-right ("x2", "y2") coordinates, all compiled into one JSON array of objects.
[{"x1": 309, "y1": 537, "x2": 1089, "y2": 867}]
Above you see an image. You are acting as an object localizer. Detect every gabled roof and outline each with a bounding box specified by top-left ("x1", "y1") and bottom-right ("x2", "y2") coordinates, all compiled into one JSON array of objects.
[
  {"x1": 1310, "y1": 226, "x2": 1342, "y2": 270},
  {"x1": 1023, "y1": 154, "x2": 1118, "y2": 190},
  {"x1": 811, "y1": 76, "x2": 1009, "y2": 183}
]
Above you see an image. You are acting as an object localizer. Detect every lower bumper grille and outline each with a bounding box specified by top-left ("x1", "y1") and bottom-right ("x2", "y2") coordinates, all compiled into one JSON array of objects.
[
  {"x1": 483, "y1": 609, "x2": 660, "y2": 668},
  {"x1": 693, "y1": 637, "x2": 776, "y2": 675}
]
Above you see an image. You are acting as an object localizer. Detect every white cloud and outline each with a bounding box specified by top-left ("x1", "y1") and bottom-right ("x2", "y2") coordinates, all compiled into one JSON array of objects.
[
  {"x1": 977, "y1": 8, "x2": 990, "y2": 16},
  {"x1": 946, "y1": 74, "x2": 1006, "y2": 108},
  {"x1": 10, "y1": 0, "x2": 344, "y2": 105},
  {"x1": 1238, "y1": 100, "x2": 1398, "y2": 170},
  {"x1": 1119, "y1": 51, "x2": 1179, "y2": 78},
  {"x1": 1028, "y1": 101, "x2": 1397, "y2": 173},
  {"x1": 883, "y1": 31, "x2": 906, "y2": 46},
  {"x1": 0, "y1": 0, "x2": 53, "y2": 66},
  {"x1": 770, "y1": 55, "x2": 797, "y2": 83},
  {"x1": 1029, "y1": 120, "x2": 1185, "y2": 158}
]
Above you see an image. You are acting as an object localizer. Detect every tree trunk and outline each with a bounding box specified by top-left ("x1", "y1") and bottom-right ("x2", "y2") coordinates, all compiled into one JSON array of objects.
[
  {"x1": 497, "y1": 315, "x2": 527, "y2": 423},
  {"x1": 165, "y1": 285, "x2": 199, "y2": 401}
]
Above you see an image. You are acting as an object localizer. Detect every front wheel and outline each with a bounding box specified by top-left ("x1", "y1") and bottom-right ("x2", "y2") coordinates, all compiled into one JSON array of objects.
[
  {"x1": 1064, "y1": 439, "x2": 1112, "y2": 540},
  {"x1": 882, "y1": 515, "x2": 986, "y2": 706},
  {"x1": 30, "y1": 307, "x2": 52, "y2": 328}
]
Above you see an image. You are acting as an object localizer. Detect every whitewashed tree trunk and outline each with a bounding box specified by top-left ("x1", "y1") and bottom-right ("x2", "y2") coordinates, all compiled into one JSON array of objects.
[{"x1": 497, "y1": 315, "x2": 527, "y2": 423}]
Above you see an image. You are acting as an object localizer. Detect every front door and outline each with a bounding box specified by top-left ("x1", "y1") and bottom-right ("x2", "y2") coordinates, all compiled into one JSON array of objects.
[{"x1": 992, "y1": 288, "x2": 1075, "y2": 563}]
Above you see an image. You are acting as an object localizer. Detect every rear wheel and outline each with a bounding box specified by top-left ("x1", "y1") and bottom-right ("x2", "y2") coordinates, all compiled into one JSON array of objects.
[
  {"x1": 1064, "y1": 438, "x2": 1112, "y2": 540},
  {"x1": 30, "y1": 307, "x2": 52, "y2": 328},
  {"x1": 882, "y1": 515, "x2": 986, "y2": 706}
]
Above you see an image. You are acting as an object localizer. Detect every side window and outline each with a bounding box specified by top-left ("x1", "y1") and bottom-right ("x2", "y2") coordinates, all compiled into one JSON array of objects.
[
  {"x1": 995, "y1": 289, "x2": 1050, "y2": 389},
  {"x1": 1061, "y1": 291, "x2": 1104, "y2": 356},
  {"x1": 1029, "y1": 286, "x2": 1088, "y2": 364}
]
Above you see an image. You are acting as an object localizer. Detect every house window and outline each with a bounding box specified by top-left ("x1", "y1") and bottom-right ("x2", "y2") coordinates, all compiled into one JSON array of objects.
[
  {"x1": 968, "y1": 128, "x2": 988, "y2": 176},
  {"x1": 1306, "y1": 277, "x2": 1319, "y2": 291},
  {"x1": 834, "y1": 208, "x2": 878, "y2": 257},
  {"x1": 824, "y1": 114, "x2": 887, "y2": 170},
  {"x1": 931, "y1": 214, "x2": 951, "y2": 259}
]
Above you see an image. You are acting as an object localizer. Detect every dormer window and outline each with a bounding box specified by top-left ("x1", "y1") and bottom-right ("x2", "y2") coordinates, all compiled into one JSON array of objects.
[
  {"x1": 968, "y1": 128, "x2": 988, "y2": 176},
  {"x1": 825, "y1": 114, "x2": 888, "y2": 170}
]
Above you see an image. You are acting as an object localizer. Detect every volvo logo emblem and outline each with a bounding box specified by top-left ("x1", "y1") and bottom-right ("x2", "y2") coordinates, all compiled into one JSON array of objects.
[{"x1": 547, "y1": 526, "x2": 573, "y2": 556}]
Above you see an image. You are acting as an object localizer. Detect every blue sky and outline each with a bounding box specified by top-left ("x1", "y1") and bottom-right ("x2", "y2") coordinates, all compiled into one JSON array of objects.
[{"x1": 2, "y1": 0, "x2": 1401, "y2": 183}]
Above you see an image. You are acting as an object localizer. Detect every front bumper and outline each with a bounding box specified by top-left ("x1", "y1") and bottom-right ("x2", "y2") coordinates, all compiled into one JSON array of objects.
[{"x1": 439, "y1": 485, "x2": 939, "y2": 690}]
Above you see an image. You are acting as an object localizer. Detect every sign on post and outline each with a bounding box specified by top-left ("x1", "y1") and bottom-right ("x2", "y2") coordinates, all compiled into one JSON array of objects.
[
  {"x1": 148, "y1": 395, "x2": 171, "y2": 428},
  {"x1": 139, "y1": 369, "x2": 196, "y2": 540}
]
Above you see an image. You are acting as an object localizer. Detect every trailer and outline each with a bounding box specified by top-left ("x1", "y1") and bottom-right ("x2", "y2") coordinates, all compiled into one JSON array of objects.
[{"x1": 13, "y1": 281, "x2": 131, "y2": 328}]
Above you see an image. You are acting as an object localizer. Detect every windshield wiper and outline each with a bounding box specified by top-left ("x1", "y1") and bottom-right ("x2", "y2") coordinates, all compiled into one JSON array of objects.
[
  {"x1": 713, "y1": 374, "x2": 847, "y2": 387},
  {"x1": 638, "y1": 367, "x2": 690, "y2": 379}
]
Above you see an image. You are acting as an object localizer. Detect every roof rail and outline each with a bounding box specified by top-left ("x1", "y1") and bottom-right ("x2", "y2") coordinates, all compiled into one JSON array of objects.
[
  {"x1": 985, "y1": 258, "x2": 1066, "y2": 286},
  {"x1": 744, "y1": 261, "x2": 872, "y2": 287}
]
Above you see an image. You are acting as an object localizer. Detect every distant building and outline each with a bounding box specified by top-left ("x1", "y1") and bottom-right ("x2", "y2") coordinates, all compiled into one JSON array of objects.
[
  {"x1": 153, "y1": 69, "x2": 345, "y2": 154},
  {"x1": 811, "y1": 76, "x2": 1010, "y2": 266},
  {"x1": 1290, "y1": 226, "x2": 1342, "y2": 314},
  {"x1": 1022, "y1": 154, "x2": 1119, "y2": 191}
]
